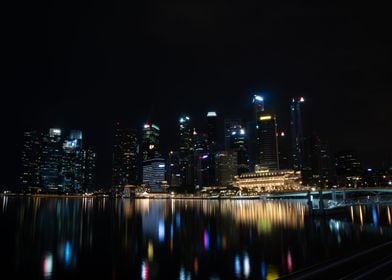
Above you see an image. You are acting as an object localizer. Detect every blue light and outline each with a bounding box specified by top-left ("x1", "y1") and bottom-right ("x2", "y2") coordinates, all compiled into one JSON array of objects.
[
  {"x1": 253, "y1": 95, "x2": 264, "y2": 102},
  {"x1": 261, "y1": 261, "x2": 267, "y2": 279},
  {"x1": 176, "y1": 213, "x2": 181, "y2": 228},
  {"x1": 235, "y1": 255, "x2": 241, "y2": 278},
  {"x1": 158, "y1": 219, "x2": 165, "y2": 242},
  {"x1": 203, "y1": 229, "x2": 210, "y2": 251},
  {"x1": 372, "y1": 206, "x2": 378, "y2": 226},
  {"x1": 64, "y1": 241, "x2": 71, "y2": 267}
]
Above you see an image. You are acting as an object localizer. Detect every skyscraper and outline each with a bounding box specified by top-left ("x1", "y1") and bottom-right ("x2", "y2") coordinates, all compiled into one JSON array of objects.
[
  {"x1": 228, "y1": 125, "x2": 249, "y2": 174},
  {"x1": 335, "y1": 150, "x2": 363, "y2": 187},
  {"x1": 20, "y1": 130, "x2": 43, "y2": 191},
  {"x1": 206, "y1": 111, "x2": 219, "y2": 186},
  {"x1": 112, "y1": 123, "x2": 139, "y2": 187},
  {"x1": 83, "y1": 148, "x2": 97, "y2": 191},
  {"x1": 256, "y1": 114, "x2": 279, "y2": 170},
  {"x1": 142, "y1": 123, "x2": 160, "y2": 161},
  {"x1": 290, "y1": 97, "x2": 306, "y2": 171},
  {"x1": 62, "y1": 130, "x2": 84, "y2": 191},
  {"x1": 41, "y1": 128, "x2": 64, "y2": 190},
  {"x1": 207, "y1": 111, "x2": 218, "y2": 145},
  {"x1": 142, "y1": 123, "x2": 165, "y2": 191},
  {"x1": 178, "y1": 116, "x2": 194, "y2": 188}
]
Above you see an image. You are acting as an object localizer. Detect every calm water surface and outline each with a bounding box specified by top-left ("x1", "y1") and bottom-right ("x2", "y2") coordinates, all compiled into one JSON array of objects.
[{"x1": 1, "y1": 196, "x2": 392, "y2": 279}]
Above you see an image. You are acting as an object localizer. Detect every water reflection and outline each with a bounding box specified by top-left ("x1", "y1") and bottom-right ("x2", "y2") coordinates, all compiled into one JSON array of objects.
[{"x1": 1, "y1": 197, "x2": 392, "y2": 278}]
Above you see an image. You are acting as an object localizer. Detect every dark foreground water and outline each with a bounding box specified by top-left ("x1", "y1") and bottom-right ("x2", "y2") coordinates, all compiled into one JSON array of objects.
[{"x1": 1, "y1": 196, "x2": 392, "y2": 279}]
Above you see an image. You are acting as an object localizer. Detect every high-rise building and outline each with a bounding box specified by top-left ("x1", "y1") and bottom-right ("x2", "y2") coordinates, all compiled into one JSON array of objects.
[
  {"x1": 20, "y1": 130, "x2": 43, "y2": 190},
  {"x1": 142, "y1": 158, "x2": 166, "y2": 192},
  {"x1": 167, "y1": 151, "x2": 181, "y2": 187},
  {"x1": 142, "y1": 123, "x2": 160, "y2": 161},
  {"x1": 112, "y1": 123, "x2": 139, "y2": 187},
  {"x1": 278, "y1": 131, "x2": 290, "y2": 169},
  {"x1": 335, "y1": 150, "x2": 363, "y2": 187},
  {"x1": 224, "y1": 118, "x2": 242, "y2": 151},
  {"x1": 228, "y1": 125, "x2": 249, "y2": 174},
  {"x1": 62, "y1": 130, "x2": 84, "y2": 191},
  {"x1": 215, "y1": 151, "x2": 237, "y2": 186},
  {"x1": 83, "y1": 148, "x2": 97, "y2": 191},
  {"x1": 256, "y1": 114, "x2": 279, "y2": 170},
  {"x1": 252, "y1": 94, "x2": 265, "y2": 119},
  {"x1": 178, "y1": 116, "x2": 194, "y2": 188},
  {"x1": 290, "y1": 97, "x2": 306, "y2": 171},
  {"x1": 41, "y1": 128, "x2": 64, "y2": 190},
  {"x1": 206, "y1": 111, "x2": 219, "y2": 186}
]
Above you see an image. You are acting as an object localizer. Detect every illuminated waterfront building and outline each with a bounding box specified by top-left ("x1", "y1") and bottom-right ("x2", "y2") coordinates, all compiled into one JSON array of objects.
[
  {"x1": 233, "y1": 169, "x2": 301, "y2": 192},
  {"x1": 215, "y1": 151, "x2": 237, "y2": 186},
  {"x1": 335, "y1": 150, "x2": 363, "y2": 187},
  {"x1": 142, "y1": 123, "x2": 160, "y2": 161},
  {"x1": 142, "y1": 158, "x2": 166, "y2": 192},
  {"x1": 290, "y1": 97, "x2": 306, "y2": 171},
  {"x1": 178, "y1": 116, "x2": 194, "y2": 188},
  {"x1": 112, "y1": 123, "x2": 139, "y2": 186},
  {"x1": 62, "y1": 130, "x2": 84, "y2": 191},
  {"x1": 257, "y1": 114, "x2": 279, "y2": 170}
]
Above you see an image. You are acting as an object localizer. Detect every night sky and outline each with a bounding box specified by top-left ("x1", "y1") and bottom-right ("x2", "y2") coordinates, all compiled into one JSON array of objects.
[{"x1": 1, "y1": 1, "x2": 391, "y2": 188}]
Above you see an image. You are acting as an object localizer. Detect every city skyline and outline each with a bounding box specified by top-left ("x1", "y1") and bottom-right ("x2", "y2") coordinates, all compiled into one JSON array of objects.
[{"x1": 1, "y1": 1, "x2": 391, "y2": 188}]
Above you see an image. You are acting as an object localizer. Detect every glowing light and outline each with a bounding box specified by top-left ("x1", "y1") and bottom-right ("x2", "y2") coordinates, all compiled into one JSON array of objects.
[
  {"x1": 158, "y1": 219, "x2": 165, "y2": 242},
  {"x1": 235, "y1": 255, "x2": 241, "y2": 278},
  {"x1": 231, "y1": 131, "x2": 236, "y2": 135},
  {"x1": 300, "y1": 97, "x2": 305, "y2": 102},
  {"x1": 148, "y1": 241, "x2": 154, "y2": 262},
  {"x1": 141, "y1": 261, "x2": 149, "y2": 280},
  {"x1": 253, "y1": 95, "x2": 264, "y2": 102},
  {"x1": 194, "y1": 257, "x2": 199, "y2": 274},
  {"x1": 43, "y1": 252, "x2": 53, "y2": 279},
  {"x1": 287, "y1": 250, "x2": 293, "y2": 273},
  {"x1": 261, "y1": 261, "x2": 267, "y2": 279},
  {"x1": 180, "y1": 118, "x2": 185, "y2": 123},
  {"x1": 387, "y1": 207, "x2": 391, "y2": 225},
  {"x1": 207, "y1": 112, "x2": 217, "y2": 117},
  {"x1": 281, "y1": 132, "x2": 285, "y2": 137},
  {"x1": 240, "y1": 129, "x2": 245, "y2": 135},
  {"x1": 372, "y1": 206, "x2": 378, "y2": 226},
  {"x1": 158, "y1": 164, "x2": 165, "y2": 168},
  {"x1": 203, "y1": 229, "x2": 210, "y2": 251},
  {"x1": 144, "y1": 124, "x2": 150, "y2": 129},
  {"x1": 202, "y1": 155, "x2": 208, "y2": 159},
  {"x1": 64, "y1": 241, "x2": 71, "y2": 267},
  {"x1": 152, "y1": 124, "x2": 160, "y2": 131},
  {"x1": 149, "y1": 144, "x2": 155, "y2": 150},
  {"x1": 259, "y1": 116, "x2": 272, "y2": 121},
  {"x1": 243, "y1": 254, "x2": 251, "y2": 278}
]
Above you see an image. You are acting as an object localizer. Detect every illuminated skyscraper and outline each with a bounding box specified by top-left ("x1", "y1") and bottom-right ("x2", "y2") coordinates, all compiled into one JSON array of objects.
[
  {"x1": 207, "y1": 111, "x2": 218, "y2": 145},
  {"x1": 83, "y1": 148, "x2": 96, "y2": 191},
  {"x1": 20, "y1": 130, "x2": 43, "y2": 190},
  {"x1": 207, "y1": 111, "x2": 219, "y2": 186},
  {"x1": 62, "y1": 130, "x2": 84, "y2": 191},
  {"x1": 142, "y1": 123, "x2": 165, "y2": 191},
  {"x1": 256, "y1": 114, "x2": 279, "y2": 170},
  {"x1": 41, "y1": 128, "x2": 64, "y2": 190},
  {"x1": 290, "y1": 97, "x2": 306, "y2": 171},
  {"x1": 229, "y1": 125, "x2": 249, "y2": 174},
  {"x1": 252, "y1": 94, "x2": 265, "y2": 119},
  {"x1": 178, "y1": 116, "x2": 194, "y2": 188},
  {"x1": 142, "y1": 123, "x2": 160, "y2": 161},
  {"x1": 112, "y1": 123, "x2": 139, "y2": 187}
]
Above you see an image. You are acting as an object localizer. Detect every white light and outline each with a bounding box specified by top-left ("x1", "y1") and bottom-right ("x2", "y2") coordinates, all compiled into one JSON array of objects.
[
  {"x1": 254, "y1": 95, "x2": 263, "y2": 102},
  {"x1": 300, "y1": 97, "x2": 305, "y2": 102},
  {"x1": 240, "y1": 129, "x2": 245, "y2": 135},
  {"x1": 158, "y1": 164, "x2": 165, "y2": 168},
  {"x1": 179, "y1": 118, "x2": 185, "y2": 123},
  {"x1": 231, "y1": 131, "x2": 236, "y2": 135},
  {"x1": 207, "y1": 111, "x2": 217, "y2": 117},
  {"x1": 144, "y1": 124, "x2": 150, "y2": 129}
]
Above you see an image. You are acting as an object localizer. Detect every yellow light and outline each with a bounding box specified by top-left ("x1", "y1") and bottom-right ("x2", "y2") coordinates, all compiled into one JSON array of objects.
[
  {"x1": 259, "y1": 116, "x2": 272, "y2": 121},
  {"x1": 148, "y1": 240, "x2": 154, "y2": 261},
  {"x1": 149, "y1": 144, "x2": 155, "y2": 150}
]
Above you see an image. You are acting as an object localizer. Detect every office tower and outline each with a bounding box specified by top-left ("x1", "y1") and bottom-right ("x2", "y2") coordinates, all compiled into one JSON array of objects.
[
  {"x1": 290, "y1": 97, "x2": 306, "y2": 171},
  {"x1": 256, "y1": 114, "x2": 279, "y2": 170},
  {"x1": 278, "y1": 131, "x2": 290, "y2": 169},
  {"x1": 178, "y1": 116, "x2": 194, "y2": 188},
  {"x1": 228, "y1": 125, "x2": 249, "y2": 174},
  {"x1": 252, "y1": 94, "x2": 265, "y2": 119},
  {"x1": 62, "y1": 130, "x2": 84, "y2": 191},
  {"x1": 112, "y1": 123, "x2": 139, "y2": 187},
  {"x1": 302, "y1": 135, "x2": 336, "y2": 186},
  {"x1": 167, "y1": 151, "x2": 181, "y2": 187},
  {"x1": 206, "y1": 111, "x2": 219, "y2": 186},
  {"x1": 20, "y1": 130, "x2": 43, "y2": 191},
  {"x1": 207, "y1": 111, "x2": 218, "y2": 144},
  {"x1": 142, "y1": 158, "x2": 166, "y2": 192},
  {"x1": 142, "y1": 123, "x2": 165, "y2": 191},
  {"x1": 142, "y1": 123, "x2": 160, "y2": 161},
  {"x1": 215, "y1": 151, "x2": 237, "y2": 186},
  {"x1": 193, "y1": 130, "x2": 209, "y2": 188},
  {"x1": 224, "y1": 118, "x2": 242, "y2": 151},
  {"x1": 335, "y1": 150, "x2": 362, "y2": 187},
  {"x1": 83, "y1": 148, "x2": 97, "y2": 191},
  {"x1": 41, "y1": 128, "x2": 64, "y2": 190}
]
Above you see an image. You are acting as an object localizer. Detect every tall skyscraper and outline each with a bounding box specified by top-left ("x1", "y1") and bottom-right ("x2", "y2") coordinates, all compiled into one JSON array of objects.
[
  {"x1": 215, "y1": 151, "x2": 237, "y2": 186},
  {"x1": 224, "y1": 118, "x2": 242, "y2": 151},
  {"x1": 142, "y1": 123, "x2": 160, "y2": 161},
  {"x1": 335, "y1": 150, "x2": 362, "y2": 187},
  {"x1": 41, "y1": 128, "x2": 64, "y2": 190},
  {"x1": 206, "y1": 111, "x2": 219, "y2": 186},
  {"x1": 252, "y1": 94, "x2": 265, "y2": 119},
  {"x1": 83, "y1": 148, "x2": 97, "y2": 191},
  {"x1": 62, "y1": 130, "x2": 84, "y2": 191},
  {"x1": 207, "y1": 111, "x2": 218, "y2": 145},
  {"x1": 256, "y1": 114, "x2": 279, "y2": 170},
  {"x1": 112, "y1": 123, "x2": 139, "y2": 187},
  {"x1": 20, "y1": 130, "x2": 43, "y2": 190},
  {"x1": 290, "y1": 97, "x2": 306, "y2": 171},
  {"x1": 142, "y1": 123, "x2": 165, "y2": 191},
  {"x1": 178, "y1": 116, "x2": 194, "y2": 188},
  {"x1": 278, "y1": 131, "x2": 290, "y2": 169},
  {"x1": 228, "y1": 125, "x2": 249, "y2": 174}
]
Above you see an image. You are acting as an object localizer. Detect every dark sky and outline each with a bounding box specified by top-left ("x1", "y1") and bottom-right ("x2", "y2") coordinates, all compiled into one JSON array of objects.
[{"x1": 1, "y1": 1, "x2": 391, "y2": 188}]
